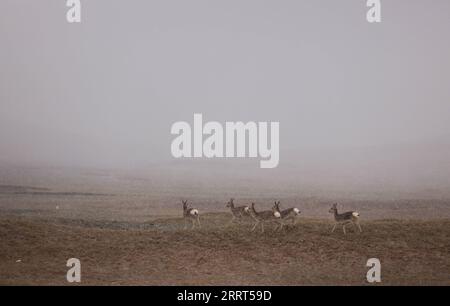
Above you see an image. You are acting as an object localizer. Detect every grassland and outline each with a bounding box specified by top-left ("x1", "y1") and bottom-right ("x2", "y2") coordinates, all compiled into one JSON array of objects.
[{"x1": 1, "y1": 213, "x2": 449, "y2": 285}]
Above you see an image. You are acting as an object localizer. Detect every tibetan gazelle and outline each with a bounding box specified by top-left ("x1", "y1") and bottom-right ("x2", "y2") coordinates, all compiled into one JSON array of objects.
[
  {"x1": 226, "y1": 198, "x2": 250, "y2": 226},
  {"x1": 182, "y1": 200, "x2": 201, "y2": 229},
  {"x1": 329, "y1": 203, "x2": 361, "y2": 234},
  {"x1": 272, "y1": 201, "x2": 301, "y2": 230},
  {"x1": 249, "y1": 203, "x2": 281, "y2": 233}
]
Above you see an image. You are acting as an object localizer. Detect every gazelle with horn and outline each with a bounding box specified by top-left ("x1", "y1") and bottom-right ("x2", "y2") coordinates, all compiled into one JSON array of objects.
[
  {"x1": 272, "y1": 201, "x2": 301, "y2": 230},
  {"x1": 249, "y1": 203, "x2": 281, "y2": 233},
  {"x1": 182, "y1": 200, "x2": 201, "y2": 229},
  {"x1": 329, "y1": 203, "x2": 361, "y2": 234},
  {"x1": 226, "y1": 198, "x2": 250, "y2": 226}
]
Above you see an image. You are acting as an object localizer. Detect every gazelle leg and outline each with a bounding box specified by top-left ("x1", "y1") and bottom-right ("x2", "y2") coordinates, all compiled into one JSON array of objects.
[
  {"x1": 342, "y1": 224, "x2": 346, "y2": 234},
  {"x1": 197, "y1": 216, "x2": 201, "y2": 228},
  {"x1": 273, "y1": 221, "x2": 279, "y2": 231},
  {"x1": 275, "y1": 222, "x2": 281, "y2": 231},
  {"x1": 191, "y1": 219, "x2": 195, "y2": 229},
  {"x1": 357, "y1": 221, "x2": 362, "y2": 232},
  {"x1": 331, "y1": 223, "x2": 337, "y2": 233},
  {"x1": 251, "y1": 221, "x2": 259, "y2": 232}
]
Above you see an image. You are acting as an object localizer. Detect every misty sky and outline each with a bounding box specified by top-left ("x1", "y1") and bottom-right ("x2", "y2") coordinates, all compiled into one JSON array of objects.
[{"x1": 1, "y1": 0, "x2": 449, "y2": 170}]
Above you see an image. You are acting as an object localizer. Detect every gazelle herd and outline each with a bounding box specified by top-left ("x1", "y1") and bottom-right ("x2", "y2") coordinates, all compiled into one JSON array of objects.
[{"x1": 181, "y1": 199, "x2": 362, "y2": 234}]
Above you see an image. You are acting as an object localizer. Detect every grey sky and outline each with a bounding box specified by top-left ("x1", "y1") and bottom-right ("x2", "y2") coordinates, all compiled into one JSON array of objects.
[{"x1": 1, "y1": 0, "x2": 449, "y2": 170}]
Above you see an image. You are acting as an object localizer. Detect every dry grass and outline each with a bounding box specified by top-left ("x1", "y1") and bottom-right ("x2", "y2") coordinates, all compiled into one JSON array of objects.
[{"x1": 1, "y1": 213, "x2": 449, "y2": 285}]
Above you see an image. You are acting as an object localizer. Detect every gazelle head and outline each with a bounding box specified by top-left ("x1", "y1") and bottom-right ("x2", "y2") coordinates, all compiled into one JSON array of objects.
[
  {"x1": 273, "y1": 201, "x2": 281, "y2": 212},
  {"x1": 182, "y1": 200, "x2": 188, "y2": 211},
  {"x1": 226, "y1": 198, "x2": 234, "y2": 208},
  {"x1": 329, "y1": 203, "x2": 338, "y2": 214}
]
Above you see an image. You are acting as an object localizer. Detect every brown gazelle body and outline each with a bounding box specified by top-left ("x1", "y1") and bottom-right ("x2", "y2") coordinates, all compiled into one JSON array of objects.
[
  {"x1": 226, "y1": 198, "x2": 250, "y2": 225},
  {"x1": 272, "y1": 201, "x2": 301, "y2": 230},
  {"x1": 329, "y1": 203, "x2": 361, "y2": 234},
  {"x1": 249, "y1": 203, "x2": 281, "y2": 233},
  {"x1": 182, "y1": 200, "x2": 201, "y2": 229}
]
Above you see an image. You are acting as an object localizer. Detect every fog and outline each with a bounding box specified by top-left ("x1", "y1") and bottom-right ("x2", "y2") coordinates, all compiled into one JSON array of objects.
[{"x1": 1, "y1": 1, "x2": 450, "y2": 196}]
